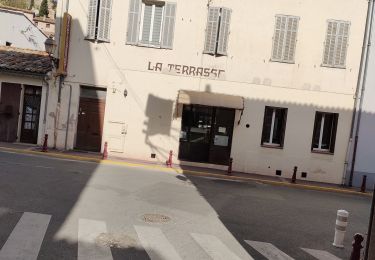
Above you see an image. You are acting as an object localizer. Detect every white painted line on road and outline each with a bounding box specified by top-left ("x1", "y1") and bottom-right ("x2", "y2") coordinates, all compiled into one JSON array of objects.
[
  {"x1": 191, "y1": 233, "x2": 248, "y2": 260},
  {"x1": 135, "y1": 225, "x2": 182, "y2": 260},
  {"x1": 301, "y1": 248, "x2": 342, "y2": 260},
  {"x1": 245, "y1": 240, "x2": 294, "y2": 260},
  {"x1": 0, "y1": 212, "x2": 51, "y2": 260},
  {"x1": 78, "y1": 219, "x2": 113, "y2": 260}
]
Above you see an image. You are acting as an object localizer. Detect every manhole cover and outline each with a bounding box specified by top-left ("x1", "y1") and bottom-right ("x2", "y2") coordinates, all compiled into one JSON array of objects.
[{"x1": 142, "y1": 213, "x2": 171, "y2": 223}]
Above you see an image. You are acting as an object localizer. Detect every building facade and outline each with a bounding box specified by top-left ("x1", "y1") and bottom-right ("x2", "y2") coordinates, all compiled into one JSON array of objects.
[
  {"x1": 54, "y1": 0, "x2": 368, "y2": 184},
  {"x1": 348, "y1": 0, "x2": 375, "y2": 190},
  {"x1": 0, "y1": 47, "x2": 51, "y2": 146}
]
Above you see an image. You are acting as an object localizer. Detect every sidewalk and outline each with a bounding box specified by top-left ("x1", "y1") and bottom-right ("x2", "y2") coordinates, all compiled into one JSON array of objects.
[{"x1": 0, "y1": 142, "x2": 373, "y2": 197}]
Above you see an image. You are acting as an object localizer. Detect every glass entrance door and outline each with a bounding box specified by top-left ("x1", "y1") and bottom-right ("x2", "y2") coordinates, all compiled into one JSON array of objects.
[
  {"x1": 20, "y1": 86, "x2": 42, "y2": 144},
  {"x1": 178, "y1": 105, "x2": 235, "y2": 165}
]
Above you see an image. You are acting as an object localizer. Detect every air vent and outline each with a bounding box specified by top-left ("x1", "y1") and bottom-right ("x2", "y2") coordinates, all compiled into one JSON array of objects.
[
  {"x1": 301, "y1": 172, "x2": 307, "y2": 178},
  {"x1": 276, "y1": 170, "x2": 282, "y2": 176}
]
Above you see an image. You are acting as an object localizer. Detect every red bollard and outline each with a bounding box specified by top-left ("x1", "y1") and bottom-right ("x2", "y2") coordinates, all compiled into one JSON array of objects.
[
  {"x1": 227, "y1": 158, "x2": 233, "y2": 176},
  {"x1": 102, "y1": 142, "x2": 108, "y2": 160},
  {"x1": 166, "y1": 150, "x2": 173, "y2": 167},
  {"x1": 42, "y1": 134, "x2": 48, "y2": 152}
]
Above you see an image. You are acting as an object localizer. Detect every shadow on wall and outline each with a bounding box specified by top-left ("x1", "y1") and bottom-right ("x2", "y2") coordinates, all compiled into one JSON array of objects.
[{"x1": 141, "y1": 85, "x2": 375, "y2": 188}]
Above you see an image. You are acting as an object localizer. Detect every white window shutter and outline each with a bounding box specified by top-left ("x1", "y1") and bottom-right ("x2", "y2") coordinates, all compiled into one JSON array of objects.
[
  {"x1": 217, "y1": 8, "x2": 231, "y2": 55},
  {"x1": 272, "y1": 16, "x2": 287, "y2": 61},
  {"x1": 87, "y1": 0, "x2": 99, "y2": 39},
  {"x1": 338, "y1": 22, "x2": 350, "y2": 66},
  {"x1": 150, "y1": 5, "x2": 164, "y2": 46},
  {"x1": 161, "y1": 2, "x2": 177, "y2": 49},
  {"x1": 283, "y1": 17, "x2": 298, "y2": 62},
  {"x1": 204, "y1": 7, "x2": 220, "y2": 54},
  {"x1": 126, "y1": 0, "x2": 141, "y2": 44},
  {"x1": 141, "y1": 4, "x2": 153, "y2": 44},
  {"x1": 97, "y1": 0, "x2": 112, "y2": 42},
  {"x1": 323, "y1": 20, "x2": 349, "y2": 67}
]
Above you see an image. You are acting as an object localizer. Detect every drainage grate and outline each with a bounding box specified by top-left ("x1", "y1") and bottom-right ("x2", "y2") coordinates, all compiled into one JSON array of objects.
[{"x1": 142, "y1": 213, "x2": 171, "y2": 224}]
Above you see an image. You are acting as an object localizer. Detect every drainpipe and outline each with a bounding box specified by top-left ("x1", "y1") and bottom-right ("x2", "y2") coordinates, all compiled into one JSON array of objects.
[
  {"x1": 63, "y1": 83, "x2": 72, "y2": 150},
  {"x1": 343, "y1": 0, "x2": 374, "y2": 186},
  {"x1": 42, "y1": 74, "x2": 50, "y2": 136}
]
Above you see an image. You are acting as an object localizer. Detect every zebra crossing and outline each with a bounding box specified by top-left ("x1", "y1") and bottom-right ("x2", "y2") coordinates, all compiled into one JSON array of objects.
[{"x1": 0, "y1": 212, "x2": 342, "y2": 260}]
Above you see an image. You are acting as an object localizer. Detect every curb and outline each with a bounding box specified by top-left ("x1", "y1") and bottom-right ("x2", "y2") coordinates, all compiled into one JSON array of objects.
[{"x1": 0, "y1": 146, "x2": 372, "y2": 197}]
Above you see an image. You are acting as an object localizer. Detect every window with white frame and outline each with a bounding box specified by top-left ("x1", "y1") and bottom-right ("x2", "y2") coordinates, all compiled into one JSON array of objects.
[
  {"x1": 126, "y1": 0, "x2": 177, "y2": 49},
  {"x1": 271, "y1": 15, "x2": 299, "y2": 63},
  {"x1": 311, "y1": 112, "x2": 339, "y2": 153},
  {"x1": 204, "y1": 7, "x2": 231, "y2": 56},
  {"x1": 322, "y1": 20, "x2": 350, "y2": 68},
  {"x1": 261, "y1": 107, "x2": 288, "y2": 147},
  {"x1": 86, "y1": 0, "x2": 113, "y2": 42}
]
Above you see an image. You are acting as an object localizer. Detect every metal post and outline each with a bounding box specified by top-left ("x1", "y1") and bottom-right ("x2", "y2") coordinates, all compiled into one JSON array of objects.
[
  {"x1": 291, "y1": 166, "x2": 297, "y2": 184},
  {"x1": 350, "y1": 233, "x2": 364, "y2": 260},
  {"x1": 227, "y1": 158, "x2": 233, "y2": 176},
  {"x1": 102, "y1": 142, "x2": 108, "y2": 160},
  {"x1": 361, "y1": 175, "x2": 367, "y2": 193},
  {"x1": 42, "y1": 134, "x2": 48, "y2": 152},
  {"x1": 365, "y1": 185, "x2": 375, "y2": 260}
]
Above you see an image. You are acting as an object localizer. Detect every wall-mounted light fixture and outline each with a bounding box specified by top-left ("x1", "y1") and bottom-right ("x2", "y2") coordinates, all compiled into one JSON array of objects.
[{"x1": 124, "y1": 89, "x2": 128, "y2": 98}]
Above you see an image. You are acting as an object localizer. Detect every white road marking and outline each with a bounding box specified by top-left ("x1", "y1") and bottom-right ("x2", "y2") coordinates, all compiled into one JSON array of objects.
[
  {"x1": 135, "y1": 225, "x2": 182, "y2": 260},
  {"x1": 301, "y1": 248, "x2": 342, "y2": 260},
  {"x1": 0, "y1": 212, "x2": 51, "y2": 260},
  {"x1": 78, "y1": 219, "x2": 113, "y2": 260},
  {"x1": 191, "y1": 233, "x2": 247, "y2": 260},
  {"x1": 245, "y1": 240, "x2": 294, "y2": 260}
]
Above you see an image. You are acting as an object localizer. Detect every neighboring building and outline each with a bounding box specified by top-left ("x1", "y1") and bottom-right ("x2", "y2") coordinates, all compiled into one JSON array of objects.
[
  {"x1": 34, "y1": 16, "x2": 55, "y2": 37},
  {"x1": 0, "y1": 46, "x2": 52, "y2": 145},
  {"x1": 0, "y1": 6, "x2": 47, "y2": 50},
  {"x1": 348, "y1": 1, "x2": 375, "y2": 190},
  {"x1": 53, "y1": 0, "x2": 367, "y2": 184}
]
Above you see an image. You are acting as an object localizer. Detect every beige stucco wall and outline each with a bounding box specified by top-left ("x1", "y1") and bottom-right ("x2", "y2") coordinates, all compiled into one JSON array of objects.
[
  {"x1": 0, "y1": 73, "x2": 48, "y2": 145},
  {"x1": 54, "y1": 0, "x2": 368, "y2": 184}
]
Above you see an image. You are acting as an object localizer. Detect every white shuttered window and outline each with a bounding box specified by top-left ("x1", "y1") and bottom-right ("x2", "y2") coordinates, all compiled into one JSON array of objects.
[
  {"x1": 86, "y1": 0, "x2": 113, "y2": 41},
  {"x1": 126, "y1": 0, "x2": 177, "y2": 49},
  {"x1": 322, "y1": 20, "x2": 350, "y2": 68},
  {"x1": 271, "y1": 15, "x2": 299, "y2": 63},
  {"x1": 204, "y1": 7, "x2": 232, "y2": 55}
]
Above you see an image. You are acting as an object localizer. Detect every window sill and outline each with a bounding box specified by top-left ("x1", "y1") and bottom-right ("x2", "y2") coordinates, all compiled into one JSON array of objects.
[
  {"x1": 126, "y1": 43, "x2": 172, "y2": 50},
  {"x1": 269, "y1": 59, "x2": 295, "y2": 64},
  {"x1": 320, "y1": 64, "x2": 346, "y2": 69},
  {"x1": 311, "y1": 149, "x2": 334, "y2": 155},
  {"x1": 261, "y1": 143, "x2": 283, "y2": 149}
]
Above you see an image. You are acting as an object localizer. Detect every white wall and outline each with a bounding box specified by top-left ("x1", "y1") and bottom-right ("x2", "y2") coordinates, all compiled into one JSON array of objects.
[
  {"x1": 0, "y1": 10, "x2": 47, "y2": 50},
  {"x1": 54, "y1": 0, "x2": 368, "y2": 184}
]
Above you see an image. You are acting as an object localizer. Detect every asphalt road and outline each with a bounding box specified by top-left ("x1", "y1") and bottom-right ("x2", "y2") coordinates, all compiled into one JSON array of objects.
[{"x1": 0, "y1": 150, "x2": 371, "y2": 260}]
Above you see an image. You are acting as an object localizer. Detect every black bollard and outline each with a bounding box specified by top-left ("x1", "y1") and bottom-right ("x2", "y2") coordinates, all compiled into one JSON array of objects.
[
  {"x1": 360, "y1": 175, "x2": 367, "y2": 193},
  {"x1": 227, "y1": 158, "x2": 233, "y2": 176},
  {"x1": 291, "y1": 166, "x2": 297, "y2": 183},
  {"x1": 350, "y1": 233, "x2": 364, "y2": 260}
]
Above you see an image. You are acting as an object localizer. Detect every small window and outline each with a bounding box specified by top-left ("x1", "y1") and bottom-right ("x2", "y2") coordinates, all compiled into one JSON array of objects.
[
  {"x1": 5, "y1": 41, "x2": 12, "y2": 46},
  {"x1": 322, "y1": 20, "x2": 350, "y2": 68},
  {"x1": 311, "y1": 112, "x2": 339, "y2": 153},
  {"x1": 46, "y1": 23, "x2": 50, "y2": 28},
  {"x1": 261, "y1": 106, "x2": 288, "y2": 148},
  {"x1": 271, "y1": 15, "x2": 299, "y2": 63},
  {"x1": 126, "y1": 0, "x2": 177, "y2": 49},
  {"x1": 204, "y1": 7, "x2": 232, "y2": 55},
  {"x1": 86, "y1": 0, "x2": 113, "y2": 42},
  {"x1": 35, "y1": 22, "x2": 38, "y2": 26}
]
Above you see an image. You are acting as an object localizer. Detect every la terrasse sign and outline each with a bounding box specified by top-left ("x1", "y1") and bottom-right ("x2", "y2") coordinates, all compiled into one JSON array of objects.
[{"x1": 148, "y1": 62, "x2": 225, "y2": 79}]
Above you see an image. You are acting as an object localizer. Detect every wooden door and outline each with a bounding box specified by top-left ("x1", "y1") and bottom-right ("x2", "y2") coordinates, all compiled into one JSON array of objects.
[
  {"x1": 76, "y1": 88, "x2": 106, "y2": 152},
  {"x1": 0, "y1": 83, "x2": 21, "y2": 142},
  {"x1": 20, "y1": 86, "x2": 42, "y2": 144}
]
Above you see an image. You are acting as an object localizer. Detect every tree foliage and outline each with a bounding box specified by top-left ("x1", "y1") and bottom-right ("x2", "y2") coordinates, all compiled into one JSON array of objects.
[
  {"x1": 38, "y1": 0, "x2": 48, "y2": 17},
  {"x1": 0, "y1": 0, "x2": 28, "y2": 9}
]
